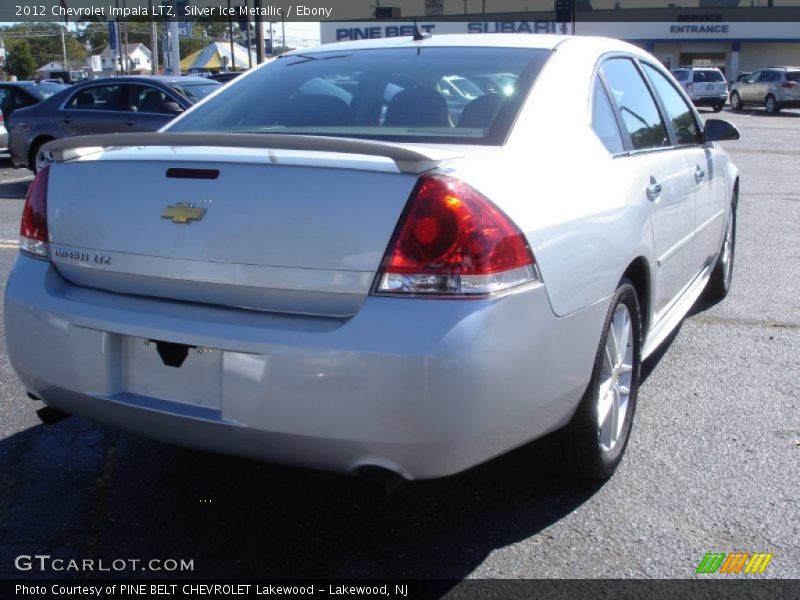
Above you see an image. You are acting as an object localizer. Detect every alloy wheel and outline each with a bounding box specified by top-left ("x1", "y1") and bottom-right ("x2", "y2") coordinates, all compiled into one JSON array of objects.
[
  {"x1": 721, "y1": 210, "x2": 734, "y2": 287},
  {"x1": 597, "y1": 303, "x2": 634, "y2": 453},
  {"x1": 766, "y1": 96, "x2": 777, "y2": 114}
]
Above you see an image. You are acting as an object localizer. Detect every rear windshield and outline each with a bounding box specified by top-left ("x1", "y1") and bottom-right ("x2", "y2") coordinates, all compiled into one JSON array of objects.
[
  {"x1": 22, "y1": 82, "x2": 67, "y2": 100},
  {"x1": 786, "y1": 71, "x2": 800, "y2": 82},
  {"x1": 672, "y1": 70, "x2": 689, "y2": 81},
  {"x1": 693, "y1": 70, "x2": 725, "y2": 83},
  {"x1": 168, "y1": 47, "x2": 551, "y2": 145}
]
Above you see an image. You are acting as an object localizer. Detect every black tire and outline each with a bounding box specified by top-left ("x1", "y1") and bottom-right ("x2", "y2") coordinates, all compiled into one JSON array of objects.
[
  {"x1": 706, "y1": 197, "x2": 737, "y2": 302},
  {"x1": 713, "y1": 102, "x2": 724, "y2": 113},
  {"x1": 730, "y1": 92, "x2": 743, "y2": 111},
  {"x1": 549, "y1": 279, "x2": 643, "y2": 480},
  {"x1": 764, "y1": 94, "x2": 780, "y2": 115},
  {"x1": 28, "y1": 138, "x2": 53, "y2": 174}
]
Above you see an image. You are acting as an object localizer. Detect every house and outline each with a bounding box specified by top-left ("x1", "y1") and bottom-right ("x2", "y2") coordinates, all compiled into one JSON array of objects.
[
  {"x1": 36, "y1": 60, "x2": 89, "y2": 83},
  {"x1": 99, "y1": 43, "x2": 152, "y2": 74}
]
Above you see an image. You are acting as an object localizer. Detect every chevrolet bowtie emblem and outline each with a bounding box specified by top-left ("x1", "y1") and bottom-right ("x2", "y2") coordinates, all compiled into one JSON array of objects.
[{"x1": 161, "y1": 203, "x2": 206, "y2": 224}]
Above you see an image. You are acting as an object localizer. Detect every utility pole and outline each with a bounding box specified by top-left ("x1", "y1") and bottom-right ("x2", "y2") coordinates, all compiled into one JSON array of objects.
[
  {"x1": 227, "y1": 0, "x2": 236, "y2": 71},
  {"x1": 168, "y1": 0, "x2": 180, "y2": 75},
  {"x1": 254, "y1": 0, "x2": 264, "y2": 64},
  {"x1": 60, "y1": 25, "x2": 68, "y2": 69},
  {"x1": 122, "y1": 0, "x2": 130, "y2": 74},
  {"x1": 149, "y1": 0, "x2": 158, "y2": 74},
  {"x1": 114, "y1": 0, "x2": 124, "y2": 74}
]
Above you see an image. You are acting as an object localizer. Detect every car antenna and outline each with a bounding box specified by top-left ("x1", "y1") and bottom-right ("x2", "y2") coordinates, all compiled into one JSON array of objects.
[{"x1": 412, "y1": 19, "x2": 431, "y2": 41}]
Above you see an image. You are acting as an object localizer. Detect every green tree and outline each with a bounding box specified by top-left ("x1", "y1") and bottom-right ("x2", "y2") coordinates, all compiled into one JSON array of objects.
[
  {"x1": 180, "y1": 37, "x2": 206, "y2": 58},
  {"x1": 5, "y1": 41, "x2": 37, "y2": 79},
  {"x1": 1, "y1": 23, "x2": 87, "y2": 69}
]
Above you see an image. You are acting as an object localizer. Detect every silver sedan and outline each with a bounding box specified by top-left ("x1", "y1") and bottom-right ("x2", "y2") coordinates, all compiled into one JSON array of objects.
[{"x1": 4, "y1": 34, "x2": 739, "y2": 482}]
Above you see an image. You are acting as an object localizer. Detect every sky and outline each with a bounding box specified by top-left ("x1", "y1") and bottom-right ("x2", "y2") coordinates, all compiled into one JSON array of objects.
[{"x1": 265, "y1": 21, "x2": 320, "y2": 48}]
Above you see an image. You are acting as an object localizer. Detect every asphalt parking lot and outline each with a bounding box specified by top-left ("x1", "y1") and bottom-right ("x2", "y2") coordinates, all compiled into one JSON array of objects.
[{"x1": 0, "y1": 107, "x2": 797, "y2": 584}]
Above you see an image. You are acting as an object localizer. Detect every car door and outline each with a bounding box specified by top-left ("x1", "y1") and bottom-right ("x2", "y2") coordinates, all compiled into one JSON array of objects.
[
  {"x1": 0, "y1": 86, "x2": 12, "y2": 124},
  {"x1": 58, "y1": 83, "x2": 125, "y2": 136},
  {"x1": 600, "y1": 57, "x2": 696, "y2": 315},
  {"x1": 640, "y1": 62, "x2": 724, "y2": 281},
  {"x1": 121, "y1": 84, "x2": 181, "y2": 132},
  {"x1": 739, "y1": 71, "x2": 761, "y2": 104},
  {"x1": 760, "y1": 70, "x2": 781, "y2": 104}
]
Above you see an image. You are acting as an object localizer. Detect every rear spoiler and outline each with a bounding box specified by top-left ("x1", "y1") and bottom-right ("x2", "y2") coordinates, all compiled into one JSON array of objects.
[{"x1": 41, "y1": 132, "x2": 453, "y2": 175}]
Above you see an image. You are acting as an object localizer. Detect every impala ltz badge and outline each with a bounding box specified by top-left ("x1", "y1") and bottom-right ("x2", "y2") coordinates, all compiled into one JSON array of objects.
[{"x1": 161, "y1": 203, "x2": 206, "y2": 224}]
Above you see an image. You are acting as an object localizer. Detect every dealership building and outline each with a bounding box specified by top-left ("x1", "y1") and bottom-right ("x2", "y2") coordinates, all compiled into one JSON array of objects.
[{"x1": 320, "y1": 9, "x2": 800, "y2": 81}]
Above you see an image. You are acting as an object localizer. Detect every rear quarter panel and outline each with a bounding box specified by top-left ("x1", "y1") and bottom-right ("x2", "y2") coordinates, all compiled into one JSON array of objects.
[{"x1": 446, "y1": 38, "x2": 655, "y2": 320}]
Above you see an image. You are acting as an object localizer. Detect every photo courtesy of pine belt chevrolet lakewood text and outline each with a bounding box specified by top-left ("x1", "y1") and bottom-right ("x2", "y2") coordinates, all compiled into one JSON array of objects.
[{"x1": 4, "y1": 33, "x2": 740, "y2": 484}]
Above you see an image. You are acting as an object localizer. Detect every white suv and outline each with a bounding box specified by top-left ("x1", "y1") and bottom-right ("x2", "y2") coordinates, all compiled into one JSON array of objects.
[
  {"x1": 730, "y1": 67, "x2": 800, "y2": 114},
  {"x1": 671, "y1": 67, "x2": 728, "y2": 112}
]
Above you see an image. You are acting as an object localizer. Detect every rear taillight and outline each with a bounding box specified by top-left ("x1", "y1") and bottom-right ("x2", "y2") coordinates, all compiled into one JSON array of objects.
[
  {"x1": 20, "y1": 165, "x2": 50, "y2": 259},
  {"x1": 373, "y1": 174, "x2": 538, "y2": 296},
  {"x1": 782, "y1": 82, "x2": 798, "y2": 89}
]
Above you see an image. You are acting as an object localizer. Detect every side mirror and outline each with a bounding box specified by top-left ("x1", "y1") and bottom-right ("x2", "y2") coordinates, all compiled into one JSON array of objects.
[
  {"x1": 160, "y1": 101, "x2": 184, "y2": 115},
  {"x1": 704, "y1": 119, "x2": 740, "y2": 143}
]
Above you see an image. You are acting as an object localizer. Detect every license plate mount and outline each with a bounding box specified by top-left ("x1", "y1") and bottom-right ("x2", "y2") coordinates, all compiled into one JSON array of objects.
[{"x1": 124, "y1": 336, "x2": 222, "y2": 409}]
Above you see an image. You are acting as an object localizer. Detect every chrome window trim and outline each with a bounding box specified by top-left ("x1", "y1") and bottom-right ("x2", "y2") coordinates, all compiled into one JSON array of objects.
[{"x1": 592, "y1": 52, "x2": 709, "y2": 159}]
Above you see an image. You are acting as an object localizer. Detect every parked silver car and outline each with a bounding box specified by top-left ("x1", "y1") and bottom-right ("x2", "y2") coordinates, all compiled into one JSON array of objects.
[
  {"x1": 5, "y1": 34, "x2": 740, "y2": 482},
  {"x1": 671, "y1": 66, "x2": 728, "y2": 112},
  {"x1": 730, "y1": 66, "x2": 800, "y2": 114}
]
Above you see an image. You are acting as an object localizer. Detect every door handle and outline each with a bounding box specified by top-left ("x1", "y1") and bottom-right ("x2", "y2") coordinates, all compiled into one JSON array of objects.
[
  {"x1": 61, "y1": 118, "x2": 73, "y2": 124},
  {"x1": 694, "y1": 165, "x2": 705, "y2": 183},
  {"x1": 124, "y1": 119, "x2": 136, "y2": 126},
  {"x1": 646, "y1": 177, "x2": 662, "y2": 201}
]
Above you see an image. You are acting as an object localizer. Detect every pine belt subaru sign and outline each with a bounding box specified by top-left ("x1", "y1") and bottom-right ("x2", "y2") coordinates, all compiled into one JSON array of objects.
[
  {"x1": 320, "y1": 20, "x2": 799, "y2": 45},
  {"x1": 320, "y1": 21, "x2": 564, "y2": 44}
]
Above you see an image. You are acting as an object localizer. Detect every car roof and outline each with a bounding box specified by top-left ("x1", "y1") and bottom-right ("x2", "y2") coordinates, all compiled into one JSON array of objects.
[
  {"x1": 291, "y1": 33, "x2": 567, "y2": 54},
  {"x1": 283, "y1": 34, "x2": 645, "y2": 56},
  {"x1": 72, "y1": 75, "x2": 215, "y2": 86},
  {"x1": 0, "y1": 80, "x2": 60, "y2": 86},
  {"x1": 674, "y1": 66, "x2": 722, "y2": 71}
]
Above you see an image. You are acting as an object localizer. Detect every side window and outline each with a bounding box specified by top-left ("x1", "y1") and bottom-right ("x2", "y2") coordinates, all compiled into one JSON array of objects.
[
  {"x1": 745, "y1": 71, "x2": 760, "y2": 84},
  {"x1": 591, "y1": 77, "x2": 624, "y2": 154},
  {"x1": 757, "y1": 71, "x2": 775, "y2": 83},
  {"x1": 127, "y1": 85, "x2": 169, "y2": 113},
  {"x1": 672, "y1": 70, "x2": 689, "y2": 82},
  {"x1": 600, "y1": 58, "x2": 669, "y2": 151},
  {"x1": 642, "y1": 63, "x2": 701, "y2": 146},
  {"x1": 65, "y1": 85, "x2": 123, "y2": 111}
]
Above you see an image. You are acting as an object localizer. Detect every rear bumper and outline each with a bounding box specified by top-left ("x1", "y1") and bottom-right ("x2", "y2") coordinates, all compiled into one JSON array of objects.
[
  {"x1": 691, "y1": 95, "x2": 727, "y2": 106},
  {"x1": 4, "y1": 255, "x2": 606, "y2": 479},
  {"x1": 8, "y1": 131, "x2": 31, "y2": 169}
]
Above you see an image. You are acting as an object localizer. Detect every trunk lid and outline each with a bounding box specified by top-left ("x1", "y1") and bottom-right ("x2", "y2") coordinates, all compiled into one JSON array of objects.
[{"x1": 47, "y1": 145, "x2": 440, "y2": 316}]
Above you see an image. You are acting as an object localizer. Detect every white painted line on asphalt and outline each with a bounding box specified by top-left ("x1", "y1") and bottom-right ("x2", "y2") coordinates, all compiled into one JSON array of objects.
[{"x1": 0, "y1": 239, "x2": 18, "y2": 244}]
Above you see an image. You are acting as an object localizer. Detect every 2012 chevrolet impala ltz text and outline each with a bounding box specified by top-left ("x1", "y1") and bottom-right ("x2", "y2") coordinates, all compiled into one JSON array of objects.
[{"x1": 4, "y1": 34, "x2": 739, "y2": 482}]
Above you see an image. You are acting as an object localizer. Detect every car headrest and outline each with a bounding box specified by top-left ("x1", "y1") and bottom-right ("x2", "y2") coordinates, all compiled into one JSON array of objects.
[{"x1": 384, "y1": 88, "x2": 450, "y2": 128}]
